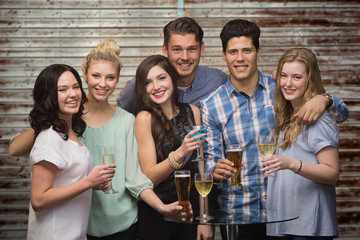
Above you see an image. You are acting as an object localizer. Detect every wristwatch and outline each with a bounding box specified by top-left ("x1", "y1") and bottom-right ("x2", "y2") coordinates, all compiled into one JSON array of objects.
[{"x1": 322, "y1": 93, "x2": 333, "y2": 108}]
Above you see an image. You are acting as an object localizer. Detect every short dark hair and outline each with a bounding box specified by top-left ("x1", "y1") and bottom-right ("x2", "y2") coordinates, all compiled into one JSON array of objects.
[
  {"x1": 220, "y1": 19, "x2": 261, "y2": 52},
  {"x1": 163, "y1": 17, "x2": 204, "y2": 47},
  {"x1": 29, "y1": 64, "x2": 87, "y2": 140}
]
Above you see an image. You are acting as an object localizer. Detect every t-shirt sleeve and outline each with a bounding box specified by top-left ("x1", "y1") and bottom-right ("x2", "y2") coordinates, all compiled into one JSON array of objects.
[
  {"x1": 30, "y1": 129, "x2": 68, "y2": 169},
  {"x1": 307, "y1": 111, "x2": 339, "y2": 155}
]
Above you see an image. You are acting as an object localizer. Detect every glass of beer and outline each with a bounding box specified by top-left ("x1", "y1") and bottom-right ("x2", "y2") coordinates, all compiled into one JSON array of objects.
[
  {"x1": 195, "y1": 172, "x2": 213, "y2": 221},
  {"x1": 226, "y1": 144, "x2": 243, "y2": 188},
  {"x1": 257, "y1": 131, "x2": 276, "y2": 178},
  {"x1": 174, "y1": 170, "x2": 191, "y2": 217}
]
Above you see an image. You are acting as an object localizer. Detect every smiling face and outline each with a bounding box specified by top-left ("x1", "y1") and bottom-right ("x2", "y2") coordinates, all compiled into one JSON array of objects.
[
  {"x1": 145, "y1": 65, "x2": 174, "y2": 107},
  {"x1": 57, "y1": 71, "x2": 82, "y2": 120},
  {"x1": 222, "y1": 36, "x2": 260, "y2": 90},
  {"x1": 83, "y1": 59, "x2": 119, "y2": 103},
  {"x1": 280, "y1": 61, "x2": 308, "y2": 108},
  {"x1": 162, "y1": 33, "x2": 204, "y2": 86}
]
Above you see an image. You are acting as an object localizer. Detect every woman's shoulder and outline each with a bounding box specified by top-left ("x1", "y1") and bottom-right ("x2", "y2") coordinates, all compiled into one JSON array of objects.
[
  {"x1": 315, "y1": 110, "x2": 337, "y2": 127},
  {"x1": 305, "y1": 110, "x2": 339, "y2": 153},
  {"x1": 32, "y1": 127, "x2": 65, "y2": 156},
  {"x1": 36, "y1": 127, "x2": 63, "y2": 143},
  {"x1": 135, "y1": 110, "x2": 152, "y2": 122}
]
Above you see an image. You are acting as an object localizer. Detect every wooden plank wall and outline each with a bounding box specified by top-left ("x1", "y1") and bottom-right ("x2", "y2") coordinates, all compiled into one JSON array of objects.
[{"x1": 0, "y1": 0, "x2": 359, "y2": 239}]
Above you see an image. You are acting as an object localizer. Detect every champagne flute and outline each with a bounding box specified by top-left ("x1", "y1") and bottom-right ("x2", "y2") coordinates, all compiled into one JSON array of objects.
[
  {"x1": 257, "y1": 131, "x2": 276, "y2": 178},
  {"x1": 187, "y1": 125, "x2": 206, "y2": 162},
  {"x1": 102, "y1": 145, "x2": 118, "y2": 194},
  {"x1": 195, "y1": 172, "x2": 214, "y2": 221}
]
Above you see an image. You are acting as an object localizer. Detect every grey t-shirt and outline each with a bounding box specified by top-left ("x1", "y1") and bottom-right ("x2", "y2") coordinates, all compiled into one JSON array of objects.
[{"x1": 266, "y1": 111, "x2": 339, "y2": 237}]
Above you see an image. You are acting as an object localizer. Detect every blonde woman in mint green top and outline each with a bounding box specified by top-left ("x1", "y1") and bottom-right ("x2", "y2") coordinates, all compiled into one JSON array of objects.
[
  {"x1": 81, "y1": 39, "x2": 182, "y2": 239},
  {"x1": 82, "y1": 106, "x2": 153, "y2": 237}
]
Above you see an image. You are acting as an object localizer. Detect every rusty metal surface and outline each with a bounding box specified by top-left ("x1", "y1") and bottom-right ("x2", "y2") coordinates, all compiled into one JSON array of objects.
[{"x1": 0, "y1": 0, "x2": 359, "y2": 239}]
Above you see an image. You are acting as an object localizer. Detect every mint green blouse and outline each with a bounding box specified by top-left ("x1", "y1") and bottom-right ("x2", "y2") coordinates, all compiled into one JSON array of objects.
[{"x1": 82, "y1": 107, "x2": 153, "y2": 237}]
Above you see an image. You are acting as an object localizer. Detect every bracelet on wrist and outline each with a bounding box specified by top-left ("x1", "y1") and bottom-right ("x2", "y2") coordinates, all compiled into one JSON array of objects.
[
  {"x1": 295, "y1": 160, "x2": 303, "y2": 174},
  {"x1": 169, "y1": 151, "x2": 182, "y2": 169}
]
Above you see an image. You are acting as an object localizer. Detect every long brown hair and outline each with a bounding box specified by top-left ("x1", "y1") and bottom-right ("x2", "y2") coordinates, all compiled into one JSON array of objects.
[
  {"x1": 135, "y1": 55, "x2": 180, "y2": 159},
  {"x1": 274, "y1": 48, "x2": 325, "y2": 149}
]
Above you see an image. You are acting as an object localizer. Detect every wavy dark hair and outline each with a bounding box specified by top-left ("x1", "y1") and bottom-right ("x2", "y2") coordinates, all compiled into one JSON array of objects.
[
  {"x1": 29, "y1": 64, "x2": 87, "y2": 140},
  {"x1": 135, "y1": 55, "x2": 180, "y2": 160}
]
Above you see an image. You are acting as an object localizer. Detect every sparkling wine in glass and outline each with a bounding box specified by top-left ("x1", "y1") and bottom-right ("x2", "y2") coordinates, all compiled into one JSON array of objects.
[
  {"x1": 187, "y1": 125, "x2": 206, "y2": 162},
  {"x1": 257, "y1": 131, "x2": 276, "y2": 178},
  {"x1": 102, "y1": 146, "x2": 118, "y2": 194},
  {"x1": 195, "y1": 172, "x2": 214, "y2": 221}
]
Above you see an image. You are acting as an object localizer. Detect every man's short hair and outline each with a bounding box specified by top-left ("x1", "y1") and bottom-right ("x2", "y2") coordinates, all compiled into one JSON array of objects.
[
  {"x1": 220, "y1": 19, "x2": 261, "y2": 52},
  {"x1": 163, "y1": 17, "x2": 204, "y2": 47}
]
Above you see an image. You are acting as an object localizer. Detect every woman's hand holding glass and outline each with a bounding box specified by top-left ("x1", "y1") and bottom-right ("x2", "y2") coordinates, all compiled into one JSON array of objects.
[
  {"x1": 186, "y1": 125, "x2": 207, "y2": 162},
  {"x1": 159, "y1": 201, "x2": 193, "y2": 219},
  {"x1": 257, "y1": 131, "x2": 276, "y2": 178},
  {"x1": 261, "y1": 154, "x2": 296, "y2": 175},
  {"x1": 86, "y1": 163, "x2": 116, "y2": 191},
  {"x1": 175, "y1": 126, "x2": 206, "y2": 162}
]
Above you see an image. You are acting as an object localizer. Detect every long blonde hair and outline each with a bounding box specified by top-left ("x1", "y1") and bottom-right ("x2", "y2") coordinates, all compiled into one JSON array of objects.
[
  {"x1": 274, "y1": 48, "x2": 325, "y2": 149},
  {"x1": 82, "y1": 38, "x2": 123, "y2": 75}
]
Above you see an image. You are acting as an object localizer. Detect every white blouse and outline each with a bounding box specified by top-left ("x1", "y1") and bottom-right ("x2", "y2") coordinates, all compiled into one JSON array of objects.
[{"x1": 27, "y1": 127, "x2": 93, "y2": 240}]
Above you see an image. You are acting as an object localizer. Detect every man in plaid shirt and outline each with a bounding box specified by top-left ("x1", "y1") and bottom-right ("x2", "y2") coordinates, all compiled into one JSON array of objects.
[{"x1": 200, "y1": 19, "x2": 348, "y2": 240}]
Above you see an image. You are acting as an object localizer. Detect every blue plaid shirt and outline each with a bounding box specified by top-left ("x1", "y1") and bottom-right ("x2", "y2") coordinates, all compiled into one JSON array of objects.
[{"x1": 200, "y1": 70, "x2": 348, "y2": 213}]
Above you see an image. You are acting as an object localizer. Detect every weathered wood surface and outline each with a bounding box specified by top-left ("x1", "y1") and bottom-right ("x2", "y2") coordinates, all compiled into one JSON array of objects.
[{"x1": 0, "y1": 0, "x2": 359, "y2": 239}]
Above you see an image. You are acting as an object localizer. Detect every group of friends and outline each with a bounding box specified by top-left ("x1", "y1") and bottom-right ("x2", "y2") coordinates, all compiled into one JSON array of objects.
[{"x1": 8, "y1": 17, "x2": 348, "y2": 240}]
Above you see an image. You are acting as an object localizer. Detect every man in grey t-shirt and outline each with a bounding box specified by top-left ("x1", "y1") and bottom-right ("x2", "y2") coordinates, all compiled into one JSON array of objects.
[{"x1": 117, "y1": 17, "x2": 228, "y2": 114}]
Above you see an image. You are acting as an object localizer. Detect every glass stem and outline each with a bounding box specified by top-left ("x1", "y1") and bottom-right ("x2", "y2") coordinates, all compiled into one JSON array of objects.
[{"x1": 202, "y1": 196, "x2": 206, "y2": 217}]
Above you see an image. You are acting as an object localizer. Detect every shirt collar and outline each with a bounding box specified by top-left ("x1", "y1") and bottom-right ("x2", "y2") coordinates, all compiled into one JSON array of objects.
[
  {"x1": 224, "y1": 70, "x2": 266, "y2": 97},
  {"x1": 257, "y1": 70, "x2": 267, "y2": 89}
]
